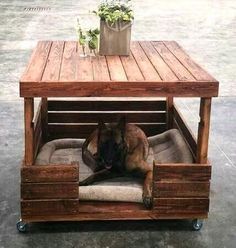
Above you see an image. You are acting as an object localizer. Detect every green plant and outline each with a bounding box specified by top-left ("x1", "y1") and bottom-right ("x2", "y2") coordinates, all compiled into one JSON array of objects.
[
  {"x1": 76, "y1": 19, "x2": 87, "y2": 56},
  {"x1": 87, "y1": 28, "x2": 100, "y2": 55},
  {"x1": 93, "y1": 0, "x2": 134, "y2": 24}
]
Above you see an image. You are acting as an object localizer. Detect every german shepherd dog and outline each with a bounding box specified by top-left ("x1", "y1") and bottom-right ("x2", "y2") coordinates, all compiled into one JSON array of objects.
[{"x1": 81, "y1": 117, "x2": 153, "y2": 208}]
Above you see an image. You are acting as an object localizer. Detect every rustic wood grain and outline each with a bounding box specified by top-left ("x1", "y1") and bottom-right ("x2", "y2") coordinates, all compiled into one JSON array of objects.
[
  {"x1": 48, "y1": 100, "x2": 167, "y2": 111},
  {"x1": 166, "y1": 97, "x2": 174, "y2": 129},
  {"x1": 21, "y1": 164, "x2": 79, "y2": 183},
  {"x1": 21, "y1": 41, "x2": 52, "y2": 82},
  {"x1": 92, "y1": 55, "x2": 110, "y2": 81},
  {"x1": 24, "y1": 98, "x2": 34, "y2": 165},
  {"x1": 60, "y1": 41, "x2": 77, "y2": 81},
  {"x1": 153, "y1": 163, "x2": 211, "y2": 181},
  {"x1": 153, "y1": 198, "x2": 209, "y2": 213},
  {"x1": 153, "y1": 181, "x2": 210, "y2": 198},
  {"x1": 42, "y1": 41, "x2": 64, "y2": 81},
  {"x1": 152, "y1": 41, "x2": 195, "y2": 81},
  {"x1": 140, "y1": 41, "x2": 178, "y2": 81},
  {"x1": 41, "y1": 98, "x2": 48, "y2": 142},
  {"x1": 21, "y1": 182, "x2": 78, "y2": 199},
  {"x1": 131, "y1": 41, "x2": 161, "y2": 81},
  {"x1": 106, "y1": 56, "x2": 127, "y2": 81},
  {"x1": 197, "y1": 98, "x2": 212, "y2": 163}
]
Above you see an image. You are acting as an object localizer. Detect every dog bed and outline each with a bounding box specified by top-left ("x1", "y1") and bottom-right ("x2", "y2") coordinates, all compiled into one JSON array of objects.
[{"x1": 35, "y1": 129, "x2": 193, "y2": 203}]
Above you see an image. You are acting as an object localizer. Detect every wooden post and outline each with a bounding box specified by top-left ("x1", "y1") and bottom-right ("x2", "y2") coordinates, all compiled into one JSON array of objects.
[
  {"x1": 24, "y1": 98, "x2": 34, "y2": 165},
  {"x1": 166, "y1": 97, "x2": 174, "y2": 129},
  {"x1": 197, "y1": 98, "x2": 212, "y2": 164},
  {"x1": 41, "y1": 97, "x2": 48, "y2": 142}
]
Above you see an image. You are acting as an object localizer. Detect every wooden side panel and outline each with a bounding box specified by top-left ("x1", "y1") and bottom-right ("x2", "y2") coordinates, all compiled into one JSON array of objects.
[
  {"x1": 21, "y1": 199, "x2": 79, "y2": 217},
  {"x1": 33, "y1": 101, "x2": 42, "y2": 158},
  {"x1": 21, "y1": 164, "x2": 79, "y2": 183},
  {"x1": 21, "y1": 182, "x2": 78, "y2": 199},
  {"x1": 153, "y1": 163, "x2": 211, "y2": 181}
]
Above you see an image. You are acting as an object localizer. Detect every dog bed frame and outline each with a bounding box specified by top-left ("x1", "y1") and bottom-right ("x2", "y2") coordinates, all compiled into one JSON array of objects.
[{"x1": 18, "y1": 98, "x2": 212, "y2": 232}]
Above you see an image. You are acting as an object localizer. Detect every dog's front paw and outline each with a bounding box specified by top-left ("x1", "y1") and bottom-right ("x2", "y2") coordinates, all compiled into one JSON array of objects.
[{"x1": 142, "y1": 193, "x2": 152, "y2": 209}]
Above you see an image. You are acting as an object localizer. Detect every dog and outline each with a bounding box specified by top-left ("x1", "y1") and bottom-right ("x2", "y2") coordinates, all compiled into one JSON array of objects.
[{"x1": 80, "y1": 117, "x2": 153, "y2": 208}]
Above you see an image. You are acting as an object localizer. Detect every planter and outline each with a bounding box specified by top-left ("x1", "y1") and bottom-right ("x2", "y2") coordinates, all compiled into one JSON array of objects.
[{"x1": 99, "y1": 20, "x2": 132, "y2": 56}]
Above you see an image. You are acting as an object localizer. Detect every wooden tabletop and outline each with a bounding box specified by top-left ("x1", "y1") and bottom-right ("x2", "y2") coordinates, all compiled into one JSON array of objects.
[{"x1": 20, "y1": 41, "x2": 219, "y2": 97}]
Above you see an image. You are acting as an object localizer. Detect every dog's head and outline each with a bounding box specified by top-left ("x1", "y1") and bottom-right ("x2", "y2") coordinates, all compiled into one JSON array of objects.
[{"x1": 96, "y1": 117, "x2": 127, "y2": 170}]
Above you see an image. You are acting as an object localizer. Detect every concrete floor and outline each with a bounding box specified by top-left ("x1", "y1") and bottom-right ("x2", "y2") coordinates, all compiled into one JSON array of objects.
[{"x1": 0, "y1": 0, "x2": 236, "y2": 247}]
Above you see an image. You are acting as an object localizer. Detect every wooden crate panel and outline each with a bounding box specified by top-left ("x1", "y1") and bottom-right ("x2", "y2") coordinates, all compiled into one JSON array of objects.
[
  {"x1": 21, "y1": 164, "x2": 79, "y2": 183},
  {"x1": 153, "y1": 198, "x2": 209, "y2": 213},
  {"x1": 48, "y1": 100, "x2": 167, "y2": 111},
  {"x1": 153, "y1": 164, "x2": 211, "y2": 181},
  {"x1": 21, "y1": 182, "x2": 78, "y2": 199},
  {"x1": 153, "y1": 181, "x2": 210, "y2": 198},
  {"x1": 21, "y1": 199, "x2": 79, "y2": 217}
]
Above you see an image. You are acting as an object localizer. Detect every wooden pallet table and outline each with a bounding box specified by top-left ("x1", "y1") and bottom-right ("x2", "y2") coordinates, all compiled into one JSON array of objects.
[{"x1": 18, "y1": 40, "x2": 219, "y2": 232}]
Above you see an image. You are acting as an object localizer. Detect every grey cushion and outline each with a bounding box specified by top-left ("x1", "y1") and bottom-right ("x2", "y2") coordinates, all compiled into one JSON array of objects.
[{"x1": 35, "y1": 129, "x2": 193, "y2": 202}]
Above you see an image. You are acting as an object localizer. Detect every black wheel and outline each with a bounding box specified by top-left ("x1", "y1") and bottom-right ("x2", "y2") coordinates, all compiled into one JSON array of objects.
[
  {"x1": 16, "y1": 220, "x2": 28, "y2": 233},
  {"x1": 192, "y1": 219, "x2": 203, "y2": 231}
]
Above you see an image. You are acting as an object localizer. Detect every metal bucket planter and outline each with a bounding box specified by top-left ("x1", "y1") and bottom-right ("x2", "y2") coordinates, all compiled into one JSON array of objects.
[{"x1": 99, "y1": 20, "x2": 132, "y2": 56}]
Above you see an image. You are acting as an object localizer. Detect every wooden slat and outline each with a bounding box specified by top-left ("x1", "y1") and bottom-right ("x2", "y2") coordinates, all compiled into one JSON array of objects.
[
  {"x1": 21, "y1": 199, "x2": 79, "y2": 217},
  {"x1": 92, "y1": 55, "x2": 110, "y2": 81},
  {"x1": 48, "y1": 100, "x2": 167, "y2": 111},
  {"x1": 152, "y1": 41, "x2": 195, "y2": 81},
  {"x1": 24, "y1": 98, "x2": 34, "y2": 165},
  {"x1": 48, "y1": 123, "x2": 167, "y2": 139},
  {"x1": 21, "y1": 182, "x2": 78, "y2": 199},
  {"x1": 153, "y1": 163, "x2": 211, "y2": 181},
  {"x1": 164, "y1": 41, "x2": 217, "y2": 81},
  {"x1": 21, "y1": 41, "x2": 52, "y2": 82},
  {"x1": 21, "y1": 164, "x2": 79, "y2": 183},
  {"x1": 41, "y1": 98, "x2": 48, "y2": 142},
  {"x1": 197, "y1": 98, "x2": 212, "y2": 163},
  {"x1": 76, "y1": 45, "x2": 93, "y2": 81},
  {"x1": 131, "y1": 41, "x2": 161, "y2": 81},
  {"x1": 20, "y1": 80, "x2": 219, "y2": 97},
  {"x1": 42, "y1": 41, "x2": 64, "y2": 81},
  {"x1": 60, "y1": 41, "x2": 77, "y2": 81},
  {"x1": 48, "y1": 112, "x2": 166, "y2": 124},
  {"x1": 173, "y1": 104, "x2": 197, "y2": 157},
  {"x1": 153, "y1": 181, "x2": 210, "y2": 198},
  {"x1": 140, "y1": 41, "x2": 178, "y2": 81},
  {"x1": 166, "y1": 97, "x2": 174, "y2": 129},
  {"x1": 106, "y1": 56, "x2": 127, "y2": 81},
  {"x1": 153, "y1": 198, "x2": 209, "y2": 213},
  {"x1": 120, "y1": 53, "x2": 144, "y2": 81}
]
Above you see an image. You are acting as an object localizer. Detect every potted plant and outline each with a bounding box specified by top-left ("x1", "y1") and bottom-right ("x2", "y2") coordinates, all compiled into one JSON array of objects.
[{"x1": 94, "y1": 0, "x2": 134, "y2": 55}]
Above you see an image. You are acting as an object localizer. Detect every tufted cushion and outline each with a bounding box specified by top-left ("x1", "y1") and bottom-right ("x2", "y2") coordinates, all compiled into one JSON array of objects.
[{"x1": 35, "y1": 129, "x2": 193, "y2": 202}]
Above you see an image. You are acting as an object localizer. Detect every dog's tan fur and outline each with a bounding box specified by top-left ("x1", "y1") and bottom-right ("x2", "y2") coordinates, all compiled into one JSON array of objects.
[{"x1": 81, "y1": 120, "x2": 153, "y2": 208}]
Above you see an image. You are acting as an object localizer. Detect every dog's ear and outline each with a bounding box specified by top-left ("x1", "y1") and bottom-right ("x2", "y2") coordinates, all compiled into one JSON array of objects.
[{"x1": 117, "y1": 116, "x2": 126, "y2": 132}]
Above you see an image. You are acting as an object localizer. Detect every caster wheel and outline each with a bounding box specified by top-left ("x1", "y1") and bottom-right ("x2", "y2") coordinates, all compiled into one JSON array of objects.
[
  {"x1": 16, "y1": 220, "x2": 28, "y2": 233},
  {"x1": 192, "y1": 219, "x2": 203, "y2": 231}
]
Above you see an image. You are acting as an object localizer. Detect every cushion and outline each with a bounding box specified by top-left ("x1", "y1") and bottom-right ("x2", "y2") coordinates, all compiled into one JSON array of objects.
[{"x1": 35, "y1": 129, "x2": 193, "y2": 202}]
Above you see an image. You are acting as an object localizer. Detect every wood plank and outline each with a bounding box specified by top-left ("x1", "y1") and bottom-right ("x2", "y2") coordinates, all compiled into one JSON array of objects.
[
  {"x1": 197, "y1": 98, "x2": 212, "y2": 163},
  {"x1": 120, "y1": 53, "x2": 144, "y2": 81},
  {"x1": 21, "y1": 164, "x2": 79, "y2": 183},
  {"x1": 173, "y1": 105, "x2": 197, "y2": 157},
  {"x1": 153, "y1": 163, "x2": 211, "y2": 181},
  {"x1": 153, "y1": 181, "x2": 210, "y2": 198},
  {"x1": 20, "y1": 80, "x2": 219, "y2": 97},
  {"x1": 131, "y1": 41, "x2": 161, "y2": 81},
  {"x1": 21, "y1": 182, "x2": 78, "y2": 199},
  {"x1": 76, "y1": 45, "x2": 93, "y2": 81},
  {"x1": 21, "y1": 199, "x2": 79, "y2": 217},
  {"x1": 21, "y1": 41, "x2": 52, "y2": 82},
  {"x1": 24, "y1": 98, "x2": 34, "y2": 165},
  {"x1": 153, "y1": 198, "x2": 209, "y2": 213},
  {"x1": 106, "y1": 56, "x2": 127, "y2": 81},
  {"x1": 41, "y1": 98, "x2": 48, "y2": 142},
  {"x1": 164, "y1": 41, "x2": 217, "y2": 81},
  {"x1": 152, "y1": 41, "x2": 195, "y2": 81},
  {"x1": 60, "y1": 41, "x2": 77, "y2": 81},
  {"x1": 92, "y1": 55, "x2": 110, "y2": 81},
  {"x1": 48, "y1": 100, "x2": 167, "y2": 111},
  {"x1": 166, "y1": 97, "x2": 174, "y2": 129},
  {"x1": 48, "y1": 112, "x2": 166, "y2": 124},
  {"x1": 140, "y1": 41, "x2": 178, "y2": 81},
  {"x1": 42, "y1": 41, "x2": 64, "y2": 81},
  {"x1": 48, "y1": 123, "x2": 167, "y2": 139}
]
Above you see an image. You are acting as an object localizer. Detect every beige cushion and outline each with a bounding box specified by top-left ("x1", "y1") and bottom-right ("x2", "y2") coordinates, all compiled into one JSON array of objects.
[{"x1": 35, "y1": 129, "x2": 193, "y2": 202}]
